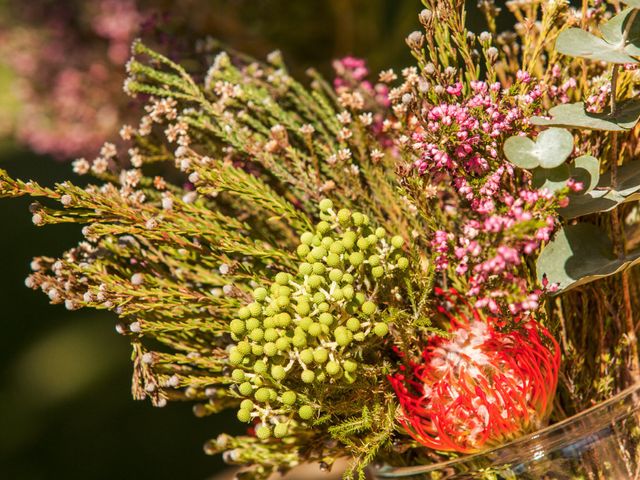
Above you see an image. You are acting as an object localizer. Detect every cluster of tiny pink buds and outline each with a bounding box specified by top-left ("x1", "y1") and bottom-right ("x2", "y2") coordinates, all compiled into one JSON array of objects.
[
  {"x1": 389, "y1": 289, "x2": 560, "y2": 454},
  {"x1": 411, "y1": 79, "x2": 542, "y2": 209}
]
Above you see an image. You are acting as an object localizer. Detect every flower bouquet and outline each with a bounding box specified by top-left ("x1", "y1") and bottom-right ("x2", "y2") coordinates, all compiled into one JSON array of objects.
[{"x1": 4, "y1": 0, "x2": 640, "y2": 478}]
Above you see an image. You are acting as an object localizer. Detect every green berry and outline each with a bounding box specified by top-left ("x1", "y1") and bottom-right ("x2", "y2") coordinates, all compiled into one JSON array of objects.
[
  {"x1": 312, "y1": 262, "x2": 326, "y2": 274},
  {"x1": 397, "y1": 257, "x2": 409, "y2": 270},
  {"x1": 316, "y1": 371, "x2": 327, "y2": 383},
  {"x1": 251, "y1": 343, "x2": 264, "y2": 356},
  {"x1": 277, "y1": 312, "x2": 292, "y2": 328},
  {"x1": 374, "y1": 322, "x2": 389, "y2": 337},
  {"x1": 308, "y1": 323, "x2": 322, "y2": 337},
  {"x1": 332, "y1": 288, "x2": 344, "y2": 301},
  {"x1": 356, "y1": 237, "x2": 369, "y2": 250},
  {"x1": 299, "y1": 316, "x2": 313, "y2": 331},
  {"x1": 276, "y1": 272, "x2": 290, "y2": 286},
  {"x1": 278, "y1": 286, "x2": 291, "y2": 297},
  {"x1": 229, "y1": 349, "x2": 243, "y2": 365},
  {"x1": 321, "y1": 236, "x2": 333, "y2": 248},
  {"x1": 343, "y1": 359, "x2": 358, "y2": 373},
  {"x1": 318, "y1": 302, "x2": 330, "y2": 313},
  {"x1": 238, "y1": 307, "x2": 251, "y2": 320},
  {"x1": 319, "y1": 312, "x2": 334, "y2": 326},
  {"x1": 329, "y1": 268, "x2": 343, "y2": 282},
  {"x1": 352, "y1": 212, "x2": 364, "y2": 226},
  {"x1": 337, "y1": 209, "x2": 352, "y2": 225},
  {"x1": 342, "y1": 273, "x2": 354, "y2": 284},
  {"x1": 239, "y1": 382, "x2": 253, "y2": 396},
  {"x1": 232, "y1": 369, "x2": 245, "y2": 382},
  {"x1": 245, "y1": 318, "x2": 260, "y2": 332},
  {"x1": 372, "y1": 266, "x2": 384, "y2": 278},
  {"x1": 298, "y1": 405, "x2": 314, "y2": 420},
  {"x1": 300, "y1": 349, "x2": 314, "y2": 364},
  {"x1": 230, "y1": 319, "x2": 246, "y2": 335},
  {"x1": 325, "y1": 252, "x2": 340, "y2": 267},
  {"x1": 271, "y1": 365, "x2": 286, "y2": 380},
  {"x1": 264, "y1": 328, "x2": 278, "y2": 342},
  {"x1": 335, "y1": 326, "x2": 353, "y2": 346},
  {"x1": 263, "y1": 342, "x2": 278, "y2": 356},
  {"x1": 311, "y1": 246, "x2": 327, "y2": 261},
  {"x1": 317, "y1": 221, "x2": 331, "y2": 234},
  {"x1": 368, "y1": 255, "x2": 381, "y2": 266},
  {"x1": 297, "y1": 244, "x2": 311, "y2": 257},
  {"x1": 237, "y1": 409, "x2": 252, "y2": 423},
  {"x1": 391, "y1": 235, "x2": 404, "y2": 249},
  {"x1": 353, "y1": 332, "x2": 365, "y2": 342},
  {"x1": 319, "y1": 199, "x2": 333, "y2": 212},
  {"x1": 237, "y1": 341, "x2": 251, "y2": 355},
  {"x1": 292, "y1": 334, "x2": 307, "y2": 347},
  {"x1": 254, "y1": 360, "x2": 267, "y2": 374},
  {"x1": 274, "y1": 423, "x2": 289, "y2": 438},
  {"x1": 253, "y1": 287, "x2": 268, "y2": 302},
  {"x1": 301, "y1": 370, "x2": 315, "y2": 383},
  {"x1": 240, "y1": 399, "x2": 254, "y2": 410},
  {"x1": 275, "y1": 337, "x2": 290, "y2": 351},
  {"x1": 362, "y1": 301, "x2": 377, "y2": 315},
  {"x1": 307, "y1": 274, "x2": 323, "y2": 289},
  {"x1": 313, "y1": 347, "x2": 329, "y2": 364},
  {"x1": 349, "y1": 252, "x2": 364, "y2": 266},
  {"x1": 248, "y1": 302, "x2": 262, "y2": 317},
  {"x1": 281, "y1": 391, "x2": 297, "y2": 405},
  {"x1": 263, "y1": 317, "x2": 276, "y2": 329},
  {"x1": 256, "y1": 425, "x2": 272, "y2": 439},
  {"x1": 255, "y1": 387, "x2": 270, "y2": 402},
  {"x1": 249, "y1": 328, "x2": 264, "y2": 342},
  {"x1": 346, "y1": 317, "x2": 361, "y2": 331},
  {"x1": 342, "y1": 231, "x2": 357, "y2": 249},
  {"x1": 342, "y1": 285, "x2": 355, "y2": 299},
  {"x1": 299, "y1": 262, "x2": 313, "y2": 276},
  {"x1": 300, "y1": 232, "x2": 314, "y2": 245},
  {"x1": 296, "y1": 302, "x2": 311, "y2": 316},
  {"x1": 355, "y1": 292, "x2": 366, "y2": 304},
  {"x1": 326, "y1": 361, "x2": 341, "y2": 376},
  {"x1": 313, "y1": 291, "x2": 326, "y2": 304},
  {"x1": 276, "y1": 296, "x2": 289, "y2": 308},
  {"x1": 375, "y1": 227, "x2": 386, "y2": 238},
  {"x1": 330, "y1": 241, "x2": 345, "y2": 254}
]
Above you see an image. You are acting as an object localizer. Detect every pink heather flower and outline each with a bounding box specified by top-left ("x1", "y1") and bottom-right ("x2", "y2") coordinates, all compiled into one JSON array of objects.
[{"x1": 389, "y1": 289, "x2": 560, "y2": 453}]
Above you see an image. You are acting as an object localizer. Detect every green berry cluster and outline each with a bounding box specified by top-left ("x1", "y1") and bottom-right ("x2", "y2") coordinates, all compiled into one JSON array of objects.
[{"x1": 227, "y1": 200, "x2": 408, "y2": 439}]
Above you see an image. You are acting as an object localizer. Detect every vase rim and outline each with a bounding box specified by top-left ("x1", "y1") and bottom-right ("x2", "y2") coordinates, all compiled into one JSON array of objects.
[{"x1": 372, "y1": 382, "x2": 640, "y2": 477}]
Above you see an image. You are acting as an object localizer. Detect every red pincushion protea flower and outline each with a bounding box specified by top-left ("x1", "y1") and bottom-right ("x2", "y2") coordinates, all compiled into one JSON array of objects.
[{"x1": 388, "y1": 288, "x2": 560, "y2": 454}]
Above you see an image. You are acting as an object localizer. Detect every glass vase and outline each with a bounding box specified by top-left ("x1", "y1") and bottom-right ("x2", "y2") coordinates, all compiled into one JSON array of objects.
[{"x1": 370, "y1": 384, "x2": 640, "y2": 480}]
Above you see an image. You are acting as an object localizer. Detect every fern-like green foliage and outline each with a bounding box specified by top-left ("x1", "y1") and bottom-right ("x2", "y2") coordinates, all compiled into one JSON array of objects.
[{"x1": 0, "y1": 40, "x2": 435, "y2": 479}]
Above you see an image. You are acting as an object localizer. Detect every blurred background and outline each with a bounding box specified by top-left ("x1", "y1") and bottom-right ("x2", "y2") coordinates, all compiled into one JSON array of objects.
[{"x1": 0, "y1": 1, "x2": 498, "y2": 478}]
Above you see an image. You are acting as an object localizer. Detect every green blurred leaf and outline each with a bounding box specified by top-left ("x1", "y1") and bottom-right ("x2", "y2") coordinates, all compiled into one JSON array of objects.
[
  {"x1": 561, "y1": 160, "x2": 640, "y2": 218},
  {"x1": 570, "y1": 155, "x2": 600, "y2": 193},
  {"x1": 532, "y1": 164, "x2": 570, "y2": 192},
  {"x1": 531, "y1": 101, "x2": 640, "y2": 131},
  {"x1": 537, "y1": 223, "x2": 640, "y2": 292},
  {"x1": 503, "y1": 128, "x2": 573, "y2": 170},
  {"x1": 556, "y1": 28, "x2": 637, "y2": 64},
  {"x1": 556, "y1": 9, "x2": 640, "y2": 63}
]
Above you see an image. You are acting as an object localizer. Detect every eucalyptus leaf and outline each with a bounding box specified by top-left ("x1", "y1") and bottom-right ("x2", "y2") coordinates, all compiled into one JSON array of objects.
[
  {"x1": 556, "y1": 9, "x2": 640, "y2": 63},
  {"x1": 536, "y1": 223, "x2": 640, "y2": 292},
  {"x1": 601, "y1": 8, "x2": 640, "y2": 56},
  {"x1": 570, "y1": 155, "x2": 600, "y2": 193},
  {"x1": 503, "y1": 128, "x2": 573, "y2": 170},
  {"x1": 531, "y1": 101, "x2": 640, "y2": 131},
  {"x1": 560, "y1": 160, "x2": 640, "y2": 218},
  {"x1": 556, "y1": 28, "x2": 637, "y2": 64},
  {"x1": 532, "y1": 164, "x2": 571, "y2": 193}
]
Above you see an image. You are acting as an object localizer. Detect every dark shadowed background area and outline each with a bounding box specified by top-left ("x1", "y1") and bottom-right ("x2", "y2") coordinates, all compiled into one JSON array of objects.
[{"x1": 0, "y1": 1, "x2": 505, "y2": 478}]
